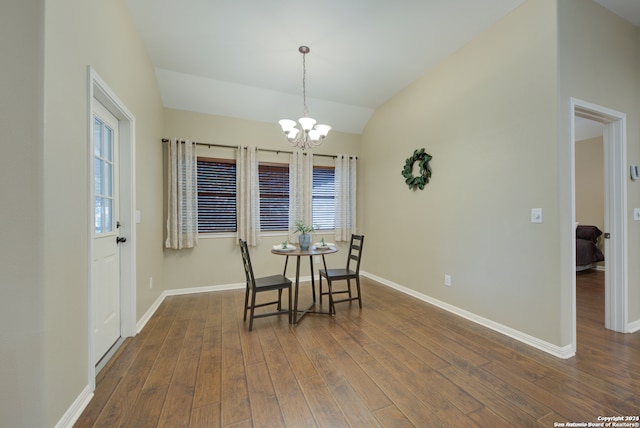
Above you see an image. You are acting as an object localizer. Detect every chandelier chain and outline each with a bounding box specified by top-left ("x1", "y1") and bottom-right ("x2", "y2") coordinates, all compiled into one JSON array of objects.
[{"x1": 301, "y1": 52, "x2": 308, "y2": 117}]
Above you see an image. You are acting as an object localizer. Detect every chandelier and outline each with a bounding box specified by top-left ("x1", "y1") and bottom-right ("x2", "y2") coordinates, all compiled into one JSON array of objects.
[{"x1": 279, "y1": 46, "x2": 331, "y2": 150}]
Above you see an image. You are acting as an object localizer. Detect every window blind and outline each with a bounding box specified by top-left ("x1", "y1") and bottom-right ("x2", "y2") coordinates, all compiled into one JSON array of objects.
[
  {"x1": 312, "y1": 167, "x2": 335, "y2": 230},
  {"x1": 259, "y1": 164, "x2": 289, "y2": 231},
  {"x1": 197, "y1": 158, "x2": 236, "y2": 232}
]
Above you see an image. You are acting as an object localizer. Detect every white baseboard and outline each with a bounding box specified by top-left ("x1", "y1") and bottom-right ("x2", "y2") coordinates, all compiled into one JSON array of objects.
[
  {"x1": 54, "y1": 385, "x2": 93, "y2": 428},
  {"x1": 360, "y1": 271, "x2": 575, "y2": 359},
  {"x1": 628, "y1": 318, "x2": 640, "y2": 333}
]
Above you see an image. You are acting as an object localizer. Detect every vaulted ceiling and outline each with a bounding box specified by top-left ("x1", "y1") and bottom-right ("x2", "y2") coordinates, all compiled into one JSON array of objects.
[{"x1": 124, "y1": 0, "x2": 640, "y2": 134}]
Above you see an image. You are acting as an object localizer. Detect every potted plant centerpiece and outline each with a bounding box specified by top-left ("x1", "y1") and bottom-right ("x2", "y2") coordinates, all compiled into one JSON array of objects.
[{"x1": 295, "y1": 220, "x2": 316, "y2": 250}]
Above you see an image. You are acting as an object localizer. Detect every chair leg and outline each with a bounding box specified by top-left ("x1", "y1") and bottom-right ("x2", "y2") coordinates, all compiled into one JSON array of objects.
[
  {"x1": 243, "y1": 288, "x2": 250, "y2": 321},
  {"x1": 249, "y1": 291, "x2": 257, "y2": 331},
  {"x1": 347, "y1": 279, "x2": 352, "y2": 299},
  {"x1": 319, "y1": 274, "x2": 323, "y2": 305},
  {"x1": 288, "y1": 286, "x2": 293, "y2": 324},
  {"x1": 277, "y1": 289, "x2": 282, "y2": 311},
  {"x1": 355, "y1": 276, "x2": 362, "y2": 309},
  {"x1": 327, "y1": 280, "x2": 336, "y2": 316}
]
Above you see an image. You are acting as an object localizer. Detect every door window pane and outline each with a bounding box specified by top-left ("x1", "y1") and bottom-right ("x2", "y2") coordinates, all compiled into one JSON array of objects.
[{"x1": 94, "y1": 116, "x2": 114, "y2": 234}]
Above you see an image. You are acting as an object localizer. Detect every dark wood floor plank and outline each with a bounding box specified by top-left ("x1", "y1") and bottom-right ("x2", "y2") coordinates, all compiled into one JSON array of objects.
[
  {"x1": 275, "y1": 326, "x2": 320, "y2": 380},
  {"x1": 466, "y1": 407, "x2": 515, "y2": 428},
  {"x1": 157, "y1": 316, "x2": 205, "y2": 427},
  {"x1": 143, "y1": 318, "x2": 190, "y2": 389},
  {"x1": 220, "y1": 291, "x2": 252, "y2": 427},
  {"x1": 121, "y1": 385, "x2": 168, "y2": 428},
  {"x1": 402, "y1": 324, "x2": 490, "y2": 371},
  {"x1": 364, "y1": 341, "x2": 479, "y2": 427},
  {"x1": 76, "y1": 271, "x2": 640, "y2": 428},
  {"x1": 310, "y1": 321, "x2": 393, "y2": 412},
  {"x1": 244, "y1": 362, "x2": 285, "y2": 428},
  {"x1": 439, "y1": 365, "x2": 546, "y2": 427},
  {"x1": 367, "y1": 340, "x2": 483, "y2": 417},
  {"x1": 482, "y1": 359, "x2": 602, "y2": 422},
  {"x1": 256, "y1": 324, "x2": 317, "y2": 427},
  {"x1": 89, "y1": 313, "x2": 176, "y2": 427},
  {"x1": 189, "y1": 403, "x2": 221, "y2": 428},
  {"x1": 193, "y1": 293, "x2": 222, "y2": 409},
  {"x1": 373, "y1": 404, "x2": 415, "y2": 428},
  {"x1": 297, "y1": 374, "x2": 351, "y2": 428},
  {"x1": 359, "y1": 357, "x2": 452, "y2": 427}
]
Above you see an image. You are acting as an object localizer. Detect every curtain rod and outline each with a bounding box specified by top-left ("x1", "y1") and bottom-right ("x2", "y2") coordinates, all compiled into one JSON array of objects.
[{"x1": 161, "y1": 138, "x2": 356, "y2": 160}]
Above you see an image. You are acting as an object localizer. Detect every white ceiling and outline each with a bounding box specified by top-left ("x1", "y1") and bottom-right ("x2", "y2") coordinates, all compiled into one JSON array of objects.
[{"x1": 124, "y1": 0, "x2": 640, "y2": 134}]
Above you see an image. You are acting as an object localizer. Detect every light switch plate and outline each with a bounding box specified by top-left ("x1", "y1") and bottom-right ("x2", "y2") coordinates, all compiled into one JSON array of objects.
[
  {"x1": 531, "y1": 208, "x2": 542, "y2": 224},
  {"x1": 634, "y1": 208, "x2": 640, "y2": 221}
]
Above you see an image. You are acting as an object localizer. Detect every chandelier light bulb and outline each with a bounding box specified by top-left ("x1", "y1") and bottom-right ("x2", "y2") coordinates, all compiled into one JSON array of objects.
[
  {"x1": 279, "y1": 119, "x2": 296, "y2": 134},
  {"x1": 298, "y1": 117, "x2": 317, "y2": 132}
]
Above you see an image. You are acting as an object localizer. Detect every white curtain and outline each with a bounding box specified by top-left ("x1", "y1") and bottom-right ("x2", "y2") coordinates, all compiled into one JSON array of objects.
[
  {"x1": 237, "y1": 145, "x2": 261, "y2": 246},
  {"x1": 335, "y1": 154, "x2": 357, "y2": 241},
  {"x1": 288, "y1": 150, "x2": 313, "y2": 241},
  {"x1": 165, "y1": 138, "x2": 198, "y2": 249}
]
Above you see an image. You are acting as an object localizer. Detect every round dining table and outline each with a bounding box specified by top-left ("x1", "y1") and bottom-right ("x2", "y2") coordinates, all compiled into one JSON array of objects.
[{"x1": 271, "y1": 245, "x2": 338, "y2": 324}]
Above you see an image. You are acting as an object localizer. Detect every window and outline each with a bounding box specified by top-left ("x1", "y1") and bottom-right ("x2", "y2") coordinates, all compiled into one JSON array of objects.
[
  {"x1": 259, "y1": 163, "x2": 289, "y2": 231},
  {"x1": 196, "y1": 157, "x2": 336, "y2": 233},
  {"x1": 197, "y1": 158, "x2": 236, "y2": 233},
  {"x1": 312, "y1": 167, "x2": 335, "y2": 230}
]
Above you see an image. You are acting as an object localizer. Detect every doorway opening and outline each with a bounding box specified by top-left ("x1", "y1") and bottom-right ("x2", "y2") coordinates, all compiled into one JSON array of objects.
[{"x1": 571, "y1": 98, "x2": 628, "y2": 352}]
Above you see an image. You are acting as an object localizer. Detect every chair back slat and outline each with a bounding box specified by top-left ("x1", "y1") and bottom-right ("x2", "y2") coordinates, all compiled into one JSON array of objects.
[
  {"x1": 239, "y1": 239, "x2": 256, "y2": 289},
  {"x1": 345, "y1": 234, "x2": 365, "y2": 273}
]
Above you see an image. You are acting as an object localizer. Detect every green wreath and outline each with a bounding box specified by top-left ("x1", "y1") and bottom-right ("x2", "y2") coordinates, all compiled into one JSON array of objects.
[{"x1": 402, "y1": 148, "x2": 432, "y2": 190}]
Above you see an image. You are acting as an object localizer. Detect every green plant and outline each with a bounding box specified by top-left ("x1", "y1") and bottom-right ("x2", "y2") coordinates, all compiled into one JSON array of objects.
[{"x1": 294, "y1": 220, "x2": 316, "y2": 234}]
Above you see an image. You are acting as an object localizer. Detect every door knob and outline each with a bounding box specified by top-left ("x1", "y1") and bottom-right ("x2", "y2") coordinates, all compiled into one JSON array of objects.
[{"x1": 116, "y1": 236, "x2": 127, "y2": 244}]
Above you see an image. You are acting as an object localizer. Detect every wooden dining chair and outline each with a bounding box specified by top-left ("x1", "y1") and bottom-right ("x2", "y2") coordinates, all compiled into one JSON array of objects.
[
  {"x1": 319, "y1": 234, "x2": 365, "y2": 315},
  {"x1": 239, "y1": 239, "x2": 292, "y2": 331}
]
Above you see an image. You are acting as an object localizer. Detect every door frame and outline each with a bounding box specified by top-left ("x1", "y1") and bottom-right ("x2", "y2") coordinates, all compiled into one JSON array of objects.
[
  {"x1": 570, "y1": 97, "x2": 628, "y2": 350},
  {"x1": 87, "y1": 67, "x2": 136, "y2": 388}
]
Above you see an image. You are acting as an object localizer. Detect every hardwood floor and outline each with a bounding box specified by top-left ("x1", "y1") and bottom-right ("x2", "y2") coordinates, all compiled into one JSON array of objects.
[{"x1": 75, "y1": 270, "x2": 639, "y2": 427}]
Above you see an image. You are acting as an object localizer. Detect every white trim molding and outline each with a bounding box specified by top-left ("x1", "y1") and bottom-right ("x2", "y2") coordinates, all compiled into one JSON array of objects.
[
  {"x1": 54, "y1": 385, "x2": 93, "y2": 428},
  {"x1": 87, "y1": 66, "x2": 137, "y2": 390}
]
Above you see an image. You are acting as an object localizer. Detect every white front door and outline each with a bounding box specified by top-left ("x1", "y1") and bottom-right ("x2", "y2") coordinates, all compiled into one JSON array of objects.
[{"x1": 92, "y1": 100, "x2": 122, "y2": 365}]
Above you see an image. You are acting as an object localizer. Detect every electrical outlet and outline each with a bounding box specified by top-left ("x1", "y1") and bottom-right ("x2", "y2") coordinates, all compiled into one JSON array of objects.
[
  {"x1": 314, "y1": 256, "x2": 320, "y2": 264},
  {"x1": 444, "y1": 274, "x2": 452, "y2": 286},
  {"x1": 634, "y1": 208, "x2": 640, "y2": 221},
  {"x1": 149, "y1": 277, "x2": 153, "y2": 289}
]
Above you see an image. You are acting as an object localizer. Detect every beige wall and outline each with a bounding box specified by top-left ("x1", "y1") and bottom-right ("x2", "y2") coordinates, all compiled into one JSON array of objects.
[
  {"x1": 162, "y1": 109, "x2": 362, "y2": 290},
  {"x1": 0, "y1": 2, "x2": 45, "y2": 427},
  {"x1": 361, "y1": 0, "x2": 562, "y2": 343},
  {"x1": 42, "y1": 0, "x2": 164, "y2": 425},
  {"x1": 557, "y1": 0, "x2": 640, "y2": 324}
]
